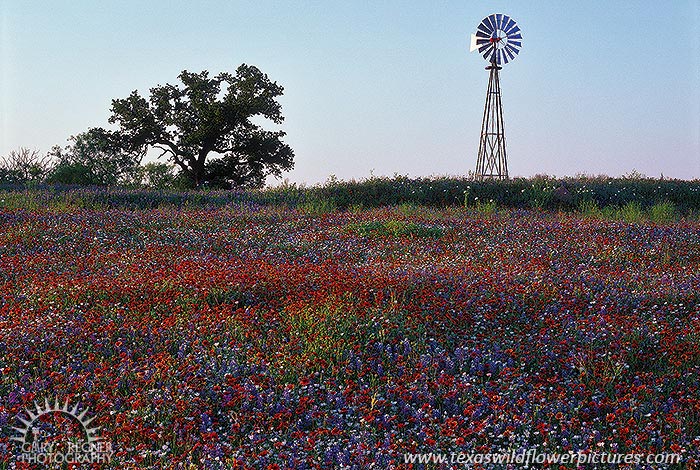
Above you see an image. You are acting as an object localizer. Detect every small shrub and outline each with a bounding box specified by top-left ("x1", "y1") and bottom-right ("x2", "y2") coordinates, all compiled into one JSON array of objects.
[
  {"x1": 648, "y1": 201, "x2": 676, "y2": 224},
  {"x1": 578, "y1": 199, "x2": 603, "y2": 219},
  {"x1": 474, "y1": 200, "x2": 498, "y2": 215},
  {"x1": 348, "y1": 203, "x2": 364, "y2": 214},
  {"x1": 392, "y1": 221, "x2": 444, "y2": 238},
  {"x1": 397, "y1": 202, "x2": 419, "y2": 217},
  {"x1": 298, "y1": 196, "x2": 336, "y2": 215},
  {"x1": 351, "y1": 220, "x2": 443, "y2": 238},
  {"x1": 601, "y1": 205, "x2": 619, "y2": 220},
  {"x1": 205, "y1": 287, "x2": 250, "y2": 308},
  {"x1": 619, "y1": 201, "x2": 644, "y2": 223},
  {"x1": 352, "y1": 221, "x2": 387, "y2": 237}
]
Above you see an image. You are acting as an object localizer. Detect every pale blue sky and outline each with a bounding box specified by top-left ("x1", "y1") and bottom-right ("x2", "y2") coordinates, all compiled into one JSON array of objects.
[{"x1": 1, "y1": 1, "x2": 699, "y2": 183}]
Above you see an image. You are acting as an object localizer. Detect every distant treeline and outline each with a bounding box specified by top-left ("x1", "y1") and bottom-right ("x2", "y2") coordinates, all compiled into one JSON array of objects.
[{"x1": 1, "y1": 175, "x2": 699, "y2": 216}]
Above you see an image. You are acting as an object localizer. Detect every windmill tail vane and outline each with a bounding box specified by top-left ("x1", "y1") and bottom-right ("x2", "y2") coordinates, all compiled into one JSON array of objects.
[{"x1": 470, "y1": 13, "x2": 522, "y2": 181}]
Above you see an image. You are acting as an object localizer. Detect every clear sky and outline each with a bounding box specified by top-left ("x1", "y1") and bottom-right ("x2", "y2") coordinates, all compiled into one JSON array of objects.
[{"x1": 1, "y1": 1, "x2": 699, "y2": 184}]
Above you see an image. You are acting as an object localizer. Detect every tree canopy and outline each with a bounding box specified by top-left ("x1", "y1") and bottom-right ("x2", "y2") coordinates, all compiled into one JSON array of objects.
[
  {"x1": 108, "y1": 65, "x2": 294, "y2": 188},
  {"x1": 47, "y1": 128, "x2": 143, "y2": 186}
]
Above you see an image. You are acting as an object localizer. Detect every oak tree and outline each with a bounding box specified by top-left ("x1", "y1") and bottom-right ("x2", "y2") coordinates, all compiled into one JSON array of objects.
[{"x1": 109, "y1": 65, "x2": 294, "y2": 188}]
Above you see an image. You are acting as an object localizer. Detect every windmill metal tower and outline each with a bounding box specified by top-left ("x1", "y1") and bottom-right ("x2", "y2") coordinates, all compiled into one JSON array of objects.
[{"x1": 469, "y1": 14, "x2": 522, "y2": 180}]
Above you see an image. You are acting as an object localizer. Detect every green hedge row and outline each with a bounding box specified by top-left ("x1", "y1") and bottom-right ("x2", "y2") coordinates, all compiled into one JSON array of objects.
[
  {"x1": 302, "y1": 175, "x2": 700, "y2": 214},
  {"x1": 1, "y1": 176, "x2": 699, "y2": 214}
]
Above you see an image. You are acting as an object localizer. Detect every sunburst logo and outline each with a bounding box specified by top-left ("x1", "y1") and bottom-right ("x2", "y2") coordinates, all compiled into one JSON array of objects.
[{"x1": 10, "y1": 397, "x2": 113, "y2": 465}]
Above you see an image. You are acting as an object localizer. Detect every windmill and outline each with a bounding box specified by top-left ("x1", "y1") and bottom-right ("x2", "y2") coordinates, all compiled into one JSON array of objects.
[{"x1": 469, "y1": 14, "x2": 522, "y2": 180}]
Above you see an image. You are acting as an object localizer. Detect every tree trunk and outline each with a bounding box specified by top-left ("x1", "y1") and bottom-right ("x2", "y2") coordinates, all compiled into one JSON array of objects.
[
  {"x1": 192, "y1": 161, "x2": 206, "y2": 188},
  {"x1": 192, "y1": 149, "x2": 210, "y2": 188}
]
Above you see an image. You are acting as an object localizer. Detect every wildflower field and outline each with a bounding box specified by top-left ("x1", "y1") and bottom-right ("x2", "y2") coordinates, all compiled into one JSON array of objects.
[{"x1": 0, "y1": 193, "x2": 699, "y2": 468}]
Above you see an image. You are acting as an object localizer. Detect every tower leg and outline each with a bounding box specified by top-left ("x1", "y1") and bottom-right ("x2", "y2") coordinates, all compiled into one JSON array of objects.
[{"x1": 475, "y1": 65, "x2": 508, "y2": 181}]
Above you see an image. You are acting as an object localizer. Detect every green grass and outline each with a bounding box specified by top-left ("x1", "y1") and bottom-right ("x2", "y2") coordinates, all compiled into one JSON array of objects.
[{"x1": 350, "y1": 220, "x2": 444, "y2": 238}]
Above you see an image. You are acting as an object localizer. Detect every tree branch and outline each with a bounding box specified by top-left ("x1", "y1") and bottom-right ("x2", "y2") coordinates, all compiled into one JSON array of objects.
[{"x1": 154, "y1": 141, "x2": 191, "y2": 174}]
